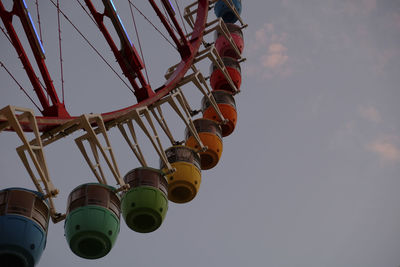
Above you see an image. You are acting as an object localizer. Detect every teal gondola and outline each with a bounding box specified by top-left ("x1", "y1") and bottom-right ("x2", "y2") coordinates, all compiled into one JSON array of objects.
[{"x1": 64, "y1": 183, "x2": 121, "y2": 259}]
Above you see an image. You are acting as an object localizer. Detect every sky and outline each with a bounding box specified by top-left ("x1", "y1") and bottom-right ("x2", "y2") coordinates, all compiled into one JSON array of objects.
[{"x1": 1, "y1": 0, "x2": 400, "y2": 267}]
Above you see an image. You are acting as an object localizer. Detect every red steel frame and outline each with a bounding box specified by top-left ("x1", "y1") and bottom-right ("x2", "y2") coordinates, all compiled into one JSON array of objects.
[
  {"x1": 0, "y1": 0, "x2": 209, "y2": 131},
  {"x1": 0, "y1": 0, "x2": 69, "y2": 118},
  {"x1": 83, "y1": 0, "x2": 154, "y2": 102}
]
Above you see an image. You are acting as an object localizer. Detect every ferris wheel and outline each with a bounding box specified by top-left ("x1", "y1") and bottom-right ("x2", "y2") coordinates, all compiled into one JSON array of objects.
[{"x1": 0, "y1": 0, "x2": 247, "y2": 265}]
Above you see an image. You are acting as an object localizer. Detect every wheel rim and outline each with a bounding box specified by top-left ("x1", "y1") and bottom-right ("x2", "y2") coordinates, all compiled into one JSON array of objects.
[{"x1": 0, "y1": 0, "x2": 210, "y2": 132}]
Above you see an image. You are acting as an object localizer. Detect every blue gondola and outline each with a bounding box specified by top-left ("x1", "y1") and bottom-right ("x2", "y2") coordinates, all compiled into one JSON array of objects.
[
  {"x1": 214, "y1": 0, "x2": 242, "y2": 23},
  {"x1": 0, "y1": 188, "x2": 50, "y2": 267}
]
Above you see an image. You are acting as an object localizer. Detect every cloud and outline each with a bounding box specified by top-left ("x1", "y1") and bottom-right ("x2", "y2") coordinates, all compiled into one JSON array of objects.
[
  {"x1": 328, "y1": 120, "x2": 357, "y2": 150},
  {"x1": 254, "y1": 25, "x2": 270, "y2": 44},
  {"x1": 372, "y1": 48, "x2": 400, "y2": 75},
  {"x1": 341, "y1": 0, "x2": 376, "y2": 15},
  {"x1": 367, "y1": 136, "x2": 400, "y2": 163},
  {"x1": 245, "y1": 23, "x2": 290, "y2": 79},
  {"x1": 281, "y1": 0, "x2": 290, "y2": 7},
  {"x1": 394, "y1": 12, "x2": 400, "y2": 29},
  {"x1": 370, "y1": 11, "x2": 400, "y2": 74},
  {"x1": 358, "y1": 106, "x2": 381, "y2": 123},
  {"x1": 248, "y1": 23, "x2": 274, "y2": 52},
  {"x1": 261, "y1": 43, "x2": 288, "y2": 68}
]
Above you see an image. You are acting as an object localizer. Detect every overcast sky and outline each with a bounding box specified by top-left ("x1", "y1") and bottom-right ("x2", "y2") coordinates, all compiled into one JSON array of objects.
[{"x1": 1, "y1": 0, "x2": 400, "y2": 267}]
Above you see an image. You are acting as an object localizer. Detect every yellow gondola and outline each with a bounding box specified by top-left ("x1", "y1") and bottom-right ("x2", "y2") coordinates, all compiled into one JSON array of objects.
[{"x1": 161, "y1": 145, "x2": 201, "y2": 203}]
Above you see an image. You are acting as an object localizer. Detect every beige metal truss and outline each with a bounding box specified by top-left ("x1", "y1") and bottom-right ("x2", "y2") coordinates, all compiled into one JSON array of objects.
[
  {"x1": 74, "y1": 114, "x2": 126, "y2": 190},
  {"x1": 184, "y1": 0, "x2": 247, "y2": 29},
  {"x1": 114, "y1": 107, "x2": 174, "y2": 174},
  {"x1": 182, "y1": 71, "x2": 228, "y2": 124},
  {"x1": 153, "y1": 89, "x2": 207, "y2": 153},
  {"x1": 184, "y1": 1, "x2": 247, "y2": 83},
  {"x1": 117, "y1": 121, "x2": 147, "y2": 167},
  {"x1": 40, "y1": 119, "x2": 82, "y2": 146},
  {"x1": 186, "y1": 17, "x2": 244, "y2": 60},
  {"x1": 197, "y1": 44, "x2": 240, "y2": 93},
  {"x1": 0, "y1": 106, "x2": 65, "y2": 222},
  {"x1": 164, "y1": 68, "x2": 222, "y2": 150},
  {"x1": 167, "y1": 44, "x2": 240, "y2": 93},
  {"x1": 207, "y1": 18, "x2": 243, "y2": 58},
  {"x1": 150, "y1": 105, "x2": 176, "y2": 145},
  {"x1": 183, "y1": 0, "x2": 205, "y2": 28},
  {"x1": 165, "y1": 66, "x2": 228, "y2": 127}
]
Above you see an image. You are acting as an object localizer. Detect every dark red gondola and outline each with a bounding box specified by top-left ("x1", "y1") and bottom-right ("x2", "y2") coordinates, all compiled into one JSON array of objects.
[
  {"x1": 210, "y1": 57, "x2": 241, "y2": 92},
  {"x1": 215, "y1": 23, "x2": 244, "y2": 59}
]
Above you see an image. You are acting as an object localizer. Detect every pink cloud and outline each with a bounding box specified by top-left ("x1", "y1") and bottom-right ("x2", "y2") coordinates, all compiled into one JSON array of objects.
[
  {"x1": 245, "y1": 24, "x2": 290, "y2": 79},
  {"x1": 281, "y1": 0, "x2": 290, "y2": 7},
  {"x1": 261, "y1": 43, "x2": 288, "y2": 68},
  {"x1": 358, "y1": 106, "x2": 381, "y2": 123},
  {"x1": 394, "y1": 12, "x2": 400, "y2": 29},
  {"x1": 342, "y1": 0, "x2": 376, "y2": 15},
  {"x1": 367, "y1": 136, "x2": 400, "y2": 163},
  {"x1": 248, "y1": 23, "x2": 274, "y2": 52},
  {"x1": 373, "y1": 49, "x2": 399, "y2": 74}
]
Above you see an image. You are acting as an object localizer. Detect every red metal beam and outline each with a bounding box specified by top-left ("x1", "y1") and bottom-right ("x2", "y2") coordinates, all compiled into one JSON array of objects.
[
  {"x1": 84, "y1": 0, "x2": 154, "y2": 102},
  {"x1": 160, "y1": 0, "x2": 189, "y2": 49},
  {"x1": 0, "y1": 0, "x2": 69, "y2": 118},
  {"x1": 149, "y1": 0, "x2": 191, "y2": 59}
]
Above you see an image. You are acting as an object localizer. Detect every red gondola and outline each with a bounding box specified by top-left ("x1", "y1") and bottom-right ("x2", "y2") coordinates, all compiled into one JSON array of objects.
[
  {"x1": 215, "y1": 23, "x2": 244, "y2": 59},
  {"x1": 210, "y1": 57, "x2": 241, "y2": 92}
]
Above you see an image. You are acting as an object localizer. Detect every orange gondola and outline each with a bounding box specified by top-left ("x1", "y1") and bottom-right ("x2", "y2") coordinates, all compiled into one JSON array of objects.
[
  {"x1": 185, "y1": 119, "x2": 223, "y2": 170},
  {"x1": 202, "y1": 90, "x2": 237, "y2": 137}
]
